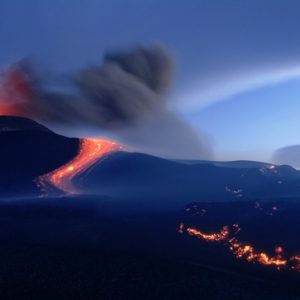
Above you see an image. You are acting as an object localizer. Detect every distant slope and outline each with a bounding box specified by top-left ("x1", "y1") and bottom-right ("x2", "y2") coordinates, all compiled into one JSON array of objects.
[
  {"x1": 75, "y1": 151, "x2": 300, "y2": 209},
  {"x1": 1, "y1": 116, "x2": 300, "y2": 205},
  {"x1": 175, "y1": 159, "x2": 276, "y2": 169}
]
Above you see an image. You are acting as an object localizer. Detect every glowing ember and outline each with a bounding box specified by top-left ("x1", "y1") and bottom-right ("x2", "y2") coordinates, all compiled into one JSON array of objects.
[
  {"x1": 0, "y1": 65, "x2": 32, "y2": 116},
  {"x1": 178, "y1": 223, "x2": 185, "y2": 234},
  {"x1": 290, "y1": 256, "x2": 300, "y2": 271},
  {"x1": 259, "y1": 164, "x2": 277, "y2": 175},
  {"x1": 228, "y1": 238, "x2": 287, "y2": 268},
  {"x1": 185, "y1": 226, "x2": 229, "y2": 242},
  {"x1": 38, "y1": 138, "x2": 122, "y2": 194},
  {"x1": 179, "y1": 223, "x2": 300, "y2": 272}
]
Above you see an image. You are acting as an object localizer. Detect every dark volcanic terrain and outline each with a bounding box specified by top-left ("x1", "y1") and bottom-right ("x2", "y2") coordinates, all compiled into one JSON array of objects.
[
  {"x1": 0, "y1": 197, "x2": 299, "y2": 299},
  {"x1": 0, "y1": 116, "x2": 79, "y2": 196},
  {"x1": 0, "y1": 116, "x2": 300, "y2": 299}
]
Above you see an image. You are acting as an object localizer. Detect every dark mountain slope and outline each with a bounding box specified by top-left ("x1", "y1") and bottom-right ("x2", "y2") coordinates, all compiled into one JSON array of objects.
[
  {"x1": 76, "y1": 151, "x2": 300, "y2": 209},
  {"x1": 0, "y1": 116, "x2": 79, "y2": 196},
  {"x1": 0, "y1": 116, "x2": 51, "y2": 132}
]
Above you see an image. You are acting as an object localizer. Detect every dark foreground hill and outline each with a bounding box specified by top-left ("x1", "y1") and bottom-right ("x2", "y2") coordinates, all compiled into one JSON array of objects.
[
  {"x1": 0, "y1": 116, "x2": 79, "y2": 196},
  {"x1": 0, "y1": 196, "x2": 299, "y2": 300}
]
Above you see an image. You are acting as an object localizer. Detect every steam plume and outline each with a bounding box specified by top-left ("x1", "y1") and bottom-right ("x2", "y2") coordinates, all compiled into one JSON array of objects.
[
  {"x1": 272, "y1": 145, "x2": 300, "y2": 169},
  {"x1": 1, "y1": 45, "x2": 213, "y2": 160}
]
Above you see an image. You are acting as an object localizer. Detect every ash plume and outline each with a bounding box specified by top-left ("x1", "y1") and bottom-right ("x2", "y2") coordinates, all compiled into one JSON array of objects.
[
  {"x1": 2, "y1": 45, "x2": 213, "y2": 160},
  {"x1": 272, "y1": 145, "x2": 300, "y2": 169}
]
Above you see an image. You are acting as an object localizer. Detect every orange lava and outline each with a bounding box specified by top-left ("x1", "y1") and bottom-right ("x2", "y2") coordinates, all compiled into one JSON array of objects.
[
  {"x1": 39, "y1": 138, "x2": 122, "y2": 194},
  {"x1": 179, "y1": 223, "x2": 300, "y2": 272},
  {"x1": 184, "y1": 225, "x2": 229, "y2": 241},
  {"x1": 228, "y1": 238, "x2": 287, "y2": 268}
]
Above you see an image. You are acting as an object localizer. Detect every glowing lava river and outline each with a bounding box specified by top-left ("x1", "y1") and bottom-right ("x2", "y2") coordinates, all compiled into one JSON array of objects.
[
  {"x1": 179, "y1": 223, "x2": 300, "y2": 272},
  {"x1": 38, "y1": 138, "x2": 123, "y2": 194}
]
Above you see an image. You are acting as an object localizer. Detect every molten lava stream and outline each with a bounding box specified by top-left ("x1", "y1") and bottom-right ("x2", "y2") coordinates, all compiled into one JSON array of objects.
[
  {"x1": 38, "y1": 138, "x2": 122, "y2": 194},
  {"x1": 179, "y1": 223, "x2": 300, "y2": 272}
]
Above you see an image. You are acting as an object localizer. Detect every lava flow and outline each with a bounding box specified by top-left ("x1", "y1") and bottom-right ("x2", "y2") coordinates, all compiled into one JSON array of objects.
[
  {"x1": 184, "y1": 225, "x2": 229, "y2": 242},
  {"x1": 179, "y1": 223, "x2": 300, "y2": 272},
  {"x1": 38, "y1": 138, "x2": 122, "y2": 194}
]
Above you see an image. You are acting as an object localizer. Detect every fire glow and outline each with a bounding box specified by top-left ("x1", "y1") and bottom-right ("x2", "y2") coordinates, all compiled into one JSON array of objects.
[
  {"x1": 179, "y1": 223, "x2": 300, "y2": 272},
  {"x1": 185, "y1": 225, "x2": 229, "y2": 241},
  {"x1": 38, "y1": 138, "x2": 122, "y2": 194},
  {"x1": 0, "y1": 65, "x2": 32, "y2": 116}
]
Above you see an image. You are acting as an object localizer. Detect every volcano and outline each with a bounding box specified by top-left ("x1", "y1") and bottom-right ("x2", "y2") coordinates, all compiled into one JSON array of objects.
[
  {"x1": 2, "y1": 116, "x2": 300, "y2": 205},
  {"x1": 0, "y1": 116, "x2": 300, "y2": 299}
]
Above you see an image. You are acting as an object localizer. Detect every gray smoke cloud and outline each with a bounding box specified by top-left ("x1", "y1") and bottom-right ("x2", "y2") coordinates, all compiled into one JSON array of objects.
[
  {"x1": 7, "y1": 45, "x2": 213, "y2": 160},
  {"x1": 272, "y1": 145, "x2": 300, "y2": 169}
]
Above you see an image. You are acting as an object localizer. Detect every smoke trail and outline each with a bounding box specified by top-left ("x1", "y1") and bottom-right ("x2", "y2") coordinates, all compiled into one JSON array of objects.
[
  {"x1": 0, "y1": 45, "x2": 213, "y2": 160},
  {"x1": 272, "y1": 145, "x2": 300, "y2": 169}
]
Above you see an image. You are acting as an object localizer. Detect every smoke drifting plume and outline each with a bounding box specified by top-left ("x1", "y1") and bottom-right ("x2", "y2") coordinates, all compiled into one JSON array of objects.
[
  {"x1": 1, "y1": 45, "x2": 213, "y2": 159},
  {"x1": 272, "y1": 145, "x2": 300, "y2": 169}
]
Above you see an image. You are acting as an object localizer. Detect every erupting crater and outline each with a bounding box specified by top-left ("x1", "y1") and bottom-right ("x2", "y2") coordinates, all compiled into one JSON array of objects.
[{"x1": 38, "y1": 138, "x2": 123, "y2": 194}]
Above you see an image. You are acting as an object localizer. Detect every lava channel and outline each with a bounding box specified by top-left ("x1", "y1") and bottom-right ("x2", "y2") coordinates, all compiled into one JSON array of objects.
[
  {"x1": 179, "y1": 223, "x2": 300, "y2": 272},
  {"x1": 38, "y1": 138, "x2": 123, "y2": 194}
]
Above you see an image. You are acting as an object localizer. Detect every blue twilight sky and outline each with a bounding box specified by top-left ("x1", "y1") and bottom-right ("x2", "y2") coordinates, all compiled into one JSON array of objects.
[{"x1": 1, "y1": 0, "x2": 300, "y2": 162}]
